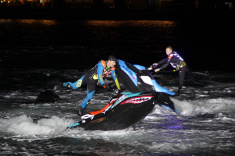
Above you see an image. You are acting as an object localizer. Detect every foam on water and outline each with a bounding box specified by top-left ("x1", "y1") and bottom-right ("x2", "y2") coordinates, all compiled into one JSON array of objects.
[
  {"x1": 172, "y1": 97, "x2": 235, "y2": 116},
  {"x1": 0, "y1": 108, "x2": 235, "y2": 155},
  {"x1": 1, "y1": 70, "x2": 235, "y2": 155},
  {"x1": 0, "y1": 115, "x2": 75, "y2": 137},
  {"x1": 2, "y1": 95, "x2": 234, "y2": 136}
]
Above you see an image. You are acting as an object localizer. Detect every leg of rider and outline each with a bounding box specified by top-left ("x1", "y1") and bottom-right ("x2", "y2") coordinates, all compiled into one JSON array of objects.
[
  {"x1": 78, "y1": 84, "x2": 96, "y2": 116},
  {"x1": 63, "y1": 75, "x2": 85, "y2": 89},
  {"x1": 177, "y1": 66, "x2": 187, "y2": 94}
]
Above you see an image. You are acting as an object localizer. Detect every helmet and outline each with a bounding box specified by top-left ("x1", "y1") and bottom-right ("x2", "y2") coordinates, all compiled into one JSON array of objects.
[{"x1": 108, "y1": 55, "x2": 117, "y2": 62}]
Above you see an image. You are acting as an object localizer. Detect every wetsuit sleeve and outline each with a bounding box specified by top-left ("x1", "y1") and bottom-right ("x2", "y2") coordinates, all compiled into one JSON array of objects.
[
  {"x1": 111, "y1": 70, "x2": 121, "y2": 90},
  {"x1": 97, "y1": 62, "x2": 105, "y2": 85},
  {"x1": 159, "y1": 57, "x2": 172, "y2": 70},
  {"x1": 157, "y1": 58, "x2": 168, "y2": 65}
]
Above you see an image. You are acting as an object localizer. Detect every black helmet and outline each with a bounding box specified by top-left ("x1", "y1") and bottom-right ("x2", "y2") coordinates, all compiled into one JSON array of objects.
[{"x1": 108, "y1": 55, "x2": 117, "y2": 62}]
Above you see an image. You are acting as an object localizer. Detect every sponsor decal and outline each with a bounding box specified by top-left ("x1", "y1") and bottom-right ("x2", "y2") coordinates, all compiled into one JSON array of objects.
[
  {"x1": 76, "y1": 79, "x2": 83, "y2": 87},
  {"x1": 91, "y1": 117, "x2": 106, "y2": 124},
  {"x1": 120, "y1": 96, "x2": 153, "y2": 105},
  {"x1": 81, "y1": 114, "x2": 95, "y2": 123},
  {"x1": 68, "y1": 123, "x2": 80, "y2": 128},
  {"x1": 111, "y1": 94, "x2": 127, "y2": 109}
]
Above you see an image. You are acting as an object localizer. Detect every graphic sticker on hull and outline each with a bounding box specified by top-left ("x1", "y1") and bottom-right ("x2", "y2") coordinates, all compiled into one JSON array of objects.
[{"x1": 120, "y1": 96, "x2": 153, "y2": 105}]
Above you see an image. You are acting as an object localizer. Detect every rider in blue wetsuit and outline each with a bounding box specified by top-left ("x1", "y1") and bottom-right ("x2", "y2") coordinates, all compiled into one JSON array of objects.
[
  {"x1": 153, "y1": 46, "x2": 188, "y2": 95},
  {"x1": 62, "y1": 55, "x2": 121, "y2": 116}
]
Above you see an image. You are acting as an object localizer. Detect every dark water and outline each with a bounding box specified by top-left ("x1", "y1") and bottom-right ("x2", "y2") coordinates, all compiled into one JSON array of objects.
[
  {"x1": 0, "y1": 19, "x2": 235, "y2": 155},
  {"x1": 1, "y1": 18, "x2": 234, "y2": 71}
]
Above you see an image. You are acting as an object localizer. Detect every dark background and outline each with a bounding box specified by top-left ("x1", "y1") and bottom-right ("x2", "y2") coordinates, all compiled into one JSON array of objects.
[{"x1": 0, "y1": 0, "x2": 235, "y2": 72}]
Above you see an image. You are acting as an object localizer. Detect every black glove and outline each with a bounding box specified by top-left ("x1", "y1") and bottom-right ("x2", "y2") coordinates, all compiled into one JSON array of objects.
[
  {"x1": 53, "y1": 81, "x2": 63, "y2": 90},
  {"x1": 113, "y1": 88, "x2": 120, "y2": 94}
]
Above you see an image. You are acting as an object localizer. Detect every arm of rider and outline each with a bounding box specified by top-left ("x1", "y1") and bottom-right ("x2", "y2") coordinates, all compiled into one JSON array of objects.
[
  {"x1": 156, "y1": 56, "x2": 172, "y2": 71},
  {"x1": 151, "y1": 58, "x2": 168, "y2": 71},
  {"x1": 157, "y1": 58, "x2": 168, "y2": 65},
  {"x1": 111, "y1": 70, "x2": 121, "y2": 90},
  {"x1": 97, "y1": 62, "x2": 105, "y2": 86}
]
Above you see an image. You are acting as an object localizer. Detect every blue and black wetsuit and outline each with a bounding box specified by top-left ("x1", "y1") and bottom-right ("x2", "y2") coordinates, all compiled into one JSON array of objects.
[
  {"x1": 157, "y1": 51, "x2": 188, "y2": 91},
  {"x1": 63, "y1": 60, "x2": 120, "y2": 112}
]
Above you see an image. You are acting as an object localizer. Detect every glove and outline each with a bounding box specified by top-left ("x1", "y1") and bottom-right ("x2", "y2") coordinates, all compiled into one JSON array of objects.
[
  {"x1": 154, "y1": 68, "x2": 161, "y2": 72},
  {"x1": 148, "y1": 64, "x2": 158, "y2": 71},
  {"x1": 53, "y1": 81, "x2": 63, "y2": 90},
  {"x1": 113, "y1": 88, "x2": 120, "y2": 94}
]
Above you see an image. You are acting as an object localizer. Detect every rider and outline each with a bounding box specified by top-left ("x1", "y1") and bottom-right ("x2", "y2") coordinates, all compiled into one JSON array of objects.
[
  {"x1": 153, "y1": 46, "x2": 188, "y2": 95},
  {"x1": 62, "y1": 55, "x2": 121, "y2": 116}
]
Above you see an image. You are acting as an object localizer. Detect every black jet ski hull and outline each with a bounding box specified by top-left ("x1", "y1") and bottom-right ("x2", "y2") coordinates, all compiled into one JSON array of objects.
[
  {"x1": 83, "y1": 95, "x2": 155, "y2": 130},
  {"x1": 67, "y1": 92, "x2": 177, "y2": 131}
]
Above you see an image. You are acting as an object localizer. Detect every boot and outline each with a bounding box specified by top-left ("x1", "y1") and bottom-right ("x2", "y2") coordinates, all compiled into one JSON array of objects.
[
  {"x1": 175, "y1": 85, "x2": 182, "y2": 96},
  {"x1": 63, "y1": 83, "x2": 72, "y2": 89},
  {"x1": 175, "y1": 89, "x2": 181, "y2": 96},
  {"x1": 53, "y1": 81, "x2": 63, "y2": 90}
]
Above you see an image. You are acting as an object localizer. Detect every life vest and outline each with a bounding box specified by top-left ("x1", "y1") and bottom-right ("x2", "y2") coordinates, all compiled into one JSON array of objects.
[
  {"x1": 91, "y1": 60, "x2": 115, "y2": 80},
  {"x1": 168, "y1": 52, "x2": 186, "y2": 71},
  {"x1": 100, "y1": 60, "x2": 115, "y2": 77}
]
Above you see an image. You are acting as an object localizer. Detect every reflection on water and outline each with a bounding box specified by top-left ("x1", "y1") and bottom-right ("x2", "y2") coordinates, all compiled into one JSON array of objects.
[
  {"x1": 0, "y1": 19, "x2": 177, "y2": 69},
  {"x1": 86, "y1": 20, "x2": 176, "y2": 27},
  {"x1": 0, "y1": 19, "x2": 176, "y2": 27},
  {"x1": 0, "y1": 18, "x2": 232, "y2": 71},
  {"x1": 16, "y1": 19, "x2": 58, "y2": 25},
  {"x1": 0, "y1": 19, "x2": 58, "y2": 25}
]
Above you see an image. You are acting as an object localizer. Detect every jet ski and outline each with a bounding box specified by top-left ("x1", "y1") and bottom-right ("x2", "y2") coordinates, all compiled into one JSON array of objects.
[
  {"x1": 66, "y1": 60, "x2": 177, "y2": 130},
  {"x1": 67, "y1": 91, "x2": 177, "y2": 130}
]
